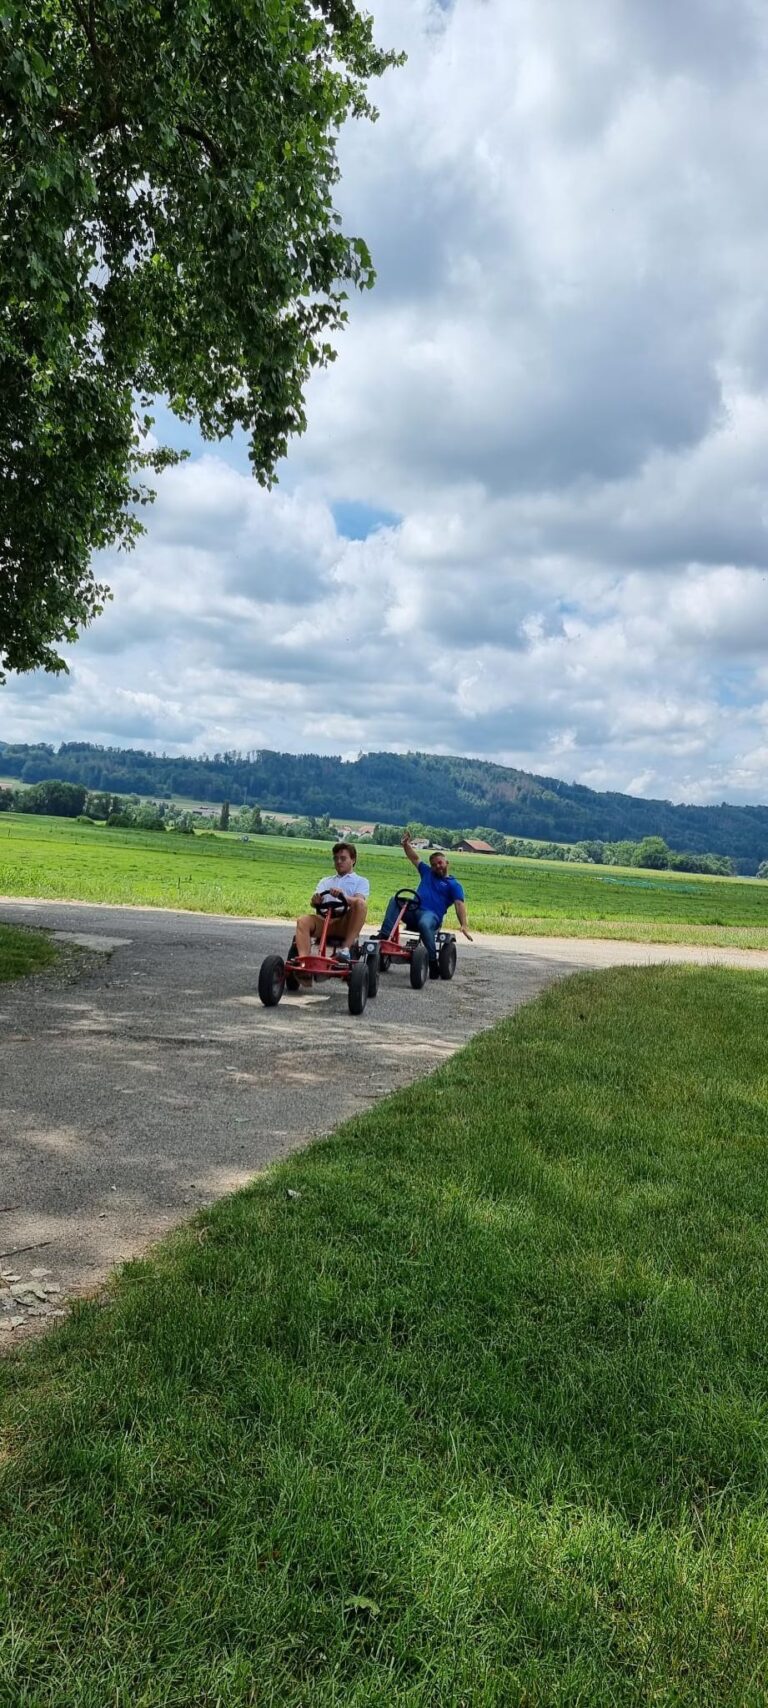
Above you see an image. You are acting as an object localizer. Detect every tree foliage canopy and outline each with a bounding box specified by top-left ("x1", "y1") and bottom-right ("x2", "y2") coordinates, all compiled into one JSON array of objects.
[{"x1": 0, "y1": 0, "x2": 400, "y2": 677}]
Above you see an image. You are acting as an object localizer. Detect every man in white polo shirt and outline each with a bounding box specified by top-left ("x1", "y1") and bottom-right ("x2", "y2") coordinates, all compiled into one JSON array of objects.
[{"x1": 294, "y1": 841, "x2": 370, "y2": 963}]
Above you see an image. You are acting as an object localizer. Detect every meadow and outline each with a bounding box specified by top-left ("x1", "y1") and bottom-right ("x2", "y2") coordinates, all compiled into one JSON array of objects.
[
  {"x1": 3, "y1": 965, "x2": 768, "y2": 1704},
  {"x1": 2, "y1": 812, "x2": 768, "y2": 947}
]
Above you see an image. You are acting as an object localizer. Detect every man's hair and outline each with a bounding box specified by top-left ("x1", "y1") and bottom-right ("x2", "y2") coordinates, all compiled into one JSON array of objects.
[
  {"x1": 333, "y1": 840, "x2": 357, "y2": 864},
  {"x1": 429, "y1": 848, "x2": 447, "y2": 865}
]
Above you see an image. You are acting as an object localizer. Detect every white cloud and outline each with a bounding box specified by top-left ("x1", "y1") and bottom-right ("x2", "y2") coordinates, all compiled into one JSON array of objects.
[{"x1": 5, "y1": 0, "x2": 768, "y2": 806}]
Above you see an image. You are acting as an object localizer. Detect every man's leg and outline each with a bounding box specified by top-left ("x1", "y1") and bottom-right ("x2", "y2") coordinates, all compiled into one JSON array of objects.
[
  {"x1": 340, "y1": 897, "x2": 367, "y2": 950},
  {"x1": 295, "y1": 912, "x2": 321, "y2": 957},
  {"x1": 415, "y1": 909, "x2": 440, "y2": 972},
  {"x1": 379, "y1": 894, "x2": 401, "y2": 941}
]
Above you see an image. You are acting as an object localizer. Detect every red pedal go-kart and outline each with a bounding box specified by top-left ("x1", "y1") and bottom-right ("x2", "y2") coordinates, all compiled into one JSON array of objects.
[
  {"x1": 371, "y1": 888, "x2": 458, "y2": 988},
  {"x1": 258, "y1": 895, "x2": 380, "y2": 1016}
]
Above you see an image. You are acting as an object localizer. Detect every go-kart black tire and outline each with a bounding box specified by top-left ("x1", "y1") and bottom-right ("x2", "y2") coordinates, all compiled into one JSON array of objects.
[
  {"x1": 379, "y1": 954, "x2": 391, "y2": 972},
  {"x1": 365, "y1": 945, "x2": 380, "y2": 998},
  {"x1": 410, "y1": 943, "x2": 429, "y2": 989},
  {"x1": 285, "y1": 937, "x2": 301, "y2": 992},
  {"x1": 348, "y1": 959, "x2": 369, "y2": 1015},
  {"x1": 258, "y1": 954, "x2": 286, "y2": 1007},
  {"x1": 438, "y1": 939, "x2": 457, "y2": 980}
]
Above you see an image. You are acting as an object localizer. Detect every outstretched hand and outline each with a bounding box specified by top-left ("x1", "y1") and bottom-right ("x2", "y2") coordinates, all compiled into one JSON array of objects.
[{"x1": 461, "y1": 928, "x2": 473, "y2": 941}]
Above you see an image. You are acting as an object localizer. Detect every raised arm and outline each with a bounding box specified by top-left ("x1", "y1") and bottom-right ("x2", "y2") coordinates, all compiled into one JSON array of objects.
[{"x1": 401, "y1": 833, "x2": 421, "y2": 869}]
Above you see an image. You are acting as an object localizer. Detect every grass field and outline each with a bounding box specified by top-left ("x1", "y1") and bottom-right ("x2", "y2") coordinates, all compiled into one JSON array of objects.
[
  {"x1": 2, "y1": 965, "x2": 768, "y2": 1704},
  {"x1": 0, "y1": 922, "x2": 58, "y2": 983},
  {"x1": 1, "y1": 812, "x2": 768, "y2": 947}
]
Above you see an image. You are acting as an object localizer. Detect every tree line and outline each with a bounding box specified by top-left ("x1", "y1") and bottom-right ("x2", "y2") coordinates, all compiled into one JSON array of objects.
[
  {"x1": 1, "y1": 741, "x2": 767, "y2": 870},
  {"x1": 0, "y1": 780, "x2": 748, "y2": 876}
]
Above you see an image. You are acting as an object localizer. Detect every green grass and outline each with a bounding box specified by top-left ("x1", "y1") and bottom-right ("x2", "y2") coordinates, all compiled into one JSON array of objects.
[
  {"x1": 0, "y1": 922, "x2": 58, "y2": 982},
  {"x1": 2, "y1": 966, "x2": 768, "y2": 1703},
  {"x1": 1, "y1": 813, "x2": 768, "y2": 947}
]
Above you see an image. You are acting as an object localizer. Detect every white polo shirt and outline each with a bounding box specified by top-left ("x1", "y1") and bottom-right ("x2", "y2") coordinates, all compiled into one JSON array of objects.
[{"x1": 316, "y1": 872, "x2": 370, "y2": 901}]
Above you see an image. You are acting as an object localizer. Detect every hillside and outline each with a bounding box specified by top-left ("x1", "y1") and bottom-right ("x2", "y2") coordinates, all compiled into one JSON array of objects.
[{"x1": 2, "y1": 739, "x2": 768, "y2": 869}]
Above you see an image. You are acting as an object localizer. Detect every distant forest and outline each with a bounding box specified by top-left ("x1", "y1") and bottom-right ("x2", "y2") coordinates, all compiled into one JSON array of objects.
[{"x1": 3, "y1": 740, "x2": 768, "y2": 870}]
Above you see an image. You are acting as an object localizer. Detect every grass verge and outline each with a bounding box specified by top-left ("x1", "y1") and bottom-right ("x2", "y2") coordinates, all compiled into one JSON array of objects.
[
  {"x1": 0, "y1": 922, "x2": 58, "y2": 983},
  {"x1": 479, "y1": 914, "x2": 768, "y2": 949},
  {"x1": 2, "y1": 965, "x2": 768, "y2": 1704}
]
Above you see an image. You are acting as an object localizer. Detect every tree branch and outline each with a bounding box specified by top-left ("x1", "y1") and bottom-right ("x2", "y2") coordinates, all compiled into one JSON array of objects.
[
  {"x1": 176, "y1": 122, "x2": 225, "y2": 169},
  {"x1": 68, "y1": 0, "x2": 121, "y2": 127}
]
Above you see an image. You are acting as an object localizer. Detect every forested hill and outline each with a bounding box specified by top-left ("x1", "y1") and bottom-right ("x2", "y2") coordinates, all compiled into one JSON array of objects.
[{"x1": 3, "y1": 740, "x2": 768, "y2": 868}]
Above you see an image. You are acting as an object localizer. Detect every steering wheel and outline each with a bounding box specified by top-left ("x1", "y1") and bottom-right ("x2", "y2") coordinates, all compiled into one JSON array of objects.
[
  {"x1": 395, "y1": 887, "x2": 419, "y2": 905},
  {"x1": 316, "y1": 894, "x2": 349, "y2": 918}
]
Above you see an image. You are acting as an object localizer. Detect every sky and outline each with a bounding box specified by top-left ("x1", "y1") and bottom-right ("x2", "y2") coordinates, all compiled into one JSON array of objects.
[{"x1": 6, "y1": 0, "x2": 768, "y2": 805}]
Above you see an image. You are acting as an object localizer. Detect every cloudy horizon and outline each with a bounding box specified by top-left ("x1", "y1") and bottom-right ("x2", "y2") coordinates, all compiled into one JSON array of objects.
[{"x1": 5, "y1": 0, "x2": 768, "y2": 808}]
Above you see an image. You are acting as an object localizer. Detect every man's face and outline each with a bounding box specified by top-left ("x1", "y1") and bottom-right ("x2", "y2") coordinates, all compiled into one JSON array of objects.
[
  {"x1": 334, "y1": 847, "x2": 354, "y2": 876},
  {"x1": 430, "y1": 853, "x2": 449, "y2": 878}
]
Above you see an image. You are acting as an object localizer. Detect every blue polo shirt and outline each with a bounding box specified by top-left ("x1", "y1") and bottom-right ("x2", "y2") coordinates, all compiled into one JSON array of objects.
[{"x1": 415, "y1": 860, "x2": 465, "y2": 926}]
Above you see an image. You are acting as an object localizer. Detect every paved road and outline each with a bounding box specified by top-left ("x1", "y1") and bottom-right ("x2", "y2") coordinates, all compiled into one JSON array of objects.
[
  {"x1": 0, "y1": 899, "x2": 586, "y2": 1328},
  {"x1": 2, "y1": 898, "x2": 766, "y2": 1339}
]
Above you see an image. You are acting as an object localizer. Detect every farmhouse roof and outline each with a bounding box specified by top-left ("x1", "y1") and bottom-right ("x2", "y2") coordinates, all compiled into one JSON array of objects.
[{"x1": 459, "y1": 838, "x2": 497, "y2": 854}]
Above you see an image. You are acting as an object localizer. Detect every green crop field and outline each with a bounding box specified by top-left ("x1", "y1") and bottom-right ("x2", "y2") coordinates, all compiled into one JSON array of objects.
[{"x1": 1, "y1": 813, "x2": 768, "y2": 947}]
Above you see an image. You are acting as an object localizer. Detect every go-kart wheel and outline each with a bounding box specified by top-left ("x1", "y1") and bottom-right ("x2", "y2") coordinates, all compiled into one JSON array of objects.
[
  {"x1": 410, "y1": 942, "x2": 428, "y2": 989},
  {"x1": 348, "y1": 959, "x2": 369, "y2": 1015},
  {"x1": 258, "y1": 954, "x2": 286, "y2": 1007},
  {"x1": 438, "y1": 939, "x2": 457, "y2": 980},
  {"x1": 285, "y1": 937, "x2": 302, "y2": 992},
  {"x1": 379, "y1": 955, "x2": 391, "y2": 972},
  {"x1": 365, "y1": 944, "x2": 380, "y2": 999}
]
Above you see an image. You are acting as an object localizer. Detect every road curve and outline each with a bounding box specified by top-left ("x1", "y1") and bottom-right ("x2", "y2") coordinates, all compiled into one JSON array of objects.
[{"x1": 1, "y1": 897, "x2": 766, "y2": 1339}]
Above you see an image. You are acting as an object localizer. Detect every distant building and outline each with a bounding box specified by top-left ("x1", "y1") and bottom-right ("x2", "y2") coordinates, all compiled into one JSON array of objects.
[
  {"x1": 457, "y1": 838, "x2": 498, "y2": 855},
  {"x1": 411, "y1": 838, "x2": 430, "y2": 849}
]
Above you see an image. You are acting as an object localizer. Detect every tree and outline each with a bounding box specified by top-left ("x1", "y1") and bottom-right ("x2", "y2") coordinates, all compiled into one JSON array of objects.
[
  {"x1": 633, "y1": 836, "x2": 670, "y2": 871},
  {"x1": 607, "y1": 840, "x2": 639, "y2": 868},
  {"x1": 133, "y1": 800, "x2": 165, "y2": 830},
  {"x1": 15, "y1": 778, "x2": 86, "y2": 816},
  {"x1": 219, "y1": 800, "x2": 230, "y2": 832},
  {"x1": 1, "y1": 1, "x2": 401, "y2": 678}
]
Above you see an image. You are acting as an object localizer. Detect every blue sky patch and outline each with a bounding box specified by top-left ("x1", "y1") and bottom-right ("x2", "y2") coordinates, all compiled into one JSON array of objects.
[{"x1": 332, "y1": 501, "x2": 400, "y2": 540}]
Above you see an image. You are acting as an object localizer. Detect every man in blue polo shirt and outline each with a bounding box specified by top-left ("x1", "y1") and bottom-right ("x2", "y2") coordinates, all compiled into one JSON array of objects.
[{"x1": 379, "y1": 834, "x2": 473, "y2": 978}]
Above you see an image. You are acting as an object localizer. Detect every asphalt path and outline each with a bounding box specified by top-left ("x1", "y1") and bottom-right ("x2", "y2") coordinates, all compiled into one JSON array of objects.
[
  {"x1": 0, "y1": 899, "x2": 586, "y2": 1326},
  {"x1": 2, "y1": 898, "x2": 767, "y2": 1339}
]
